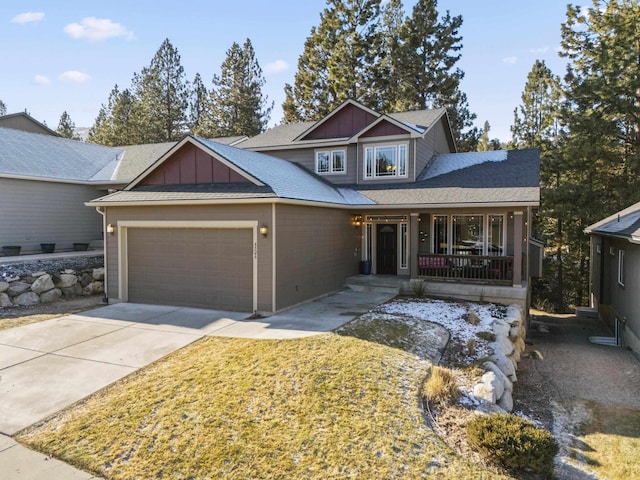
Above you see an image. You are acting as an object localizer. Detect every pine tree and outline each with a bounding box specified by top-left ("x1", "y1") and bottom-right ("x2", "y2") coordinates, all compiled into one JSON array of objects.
[
  {"x1": 374, "y1": 0, "x2": 406, "y2": 112},
  {"x1": 133, "y1": 38, "x2": 189, "y2": 142},
  {"x1": 558, "y1": 0, "x2": 640, "y2": 307},
  {"x1": 199, "y1": 39, "x2": 272, "y2": 137},
  {"x1": 0, "y1": 100, "x2": 6, "y2": 116},
  {"x1": 56, "y1": 111, "x2": 81, "y2": 140},
  {"x1": 511, "y1": 60, "x2": 566, "y2": 310},
  {"x1": 188, "y1": 73, "x2": 208, "y2": 133},
  {"x1": 283, "y1": 0, "x2": 382, "y2": 122},
  {"x1": 477, "y1": 121, "x2": 490, "y2": 151}
]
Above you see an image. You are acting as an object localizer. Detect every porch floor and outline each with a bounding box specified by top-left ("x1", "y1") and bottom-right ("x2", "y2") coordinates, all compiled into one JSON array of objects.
[{"x1": 345, "y1": 274, "x2": 411, "y2": 292}]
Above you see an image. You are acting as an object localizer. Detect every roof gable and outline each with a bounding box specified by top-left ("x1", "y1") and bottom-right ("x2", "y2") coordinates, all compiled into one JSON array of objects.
[
  {"x1": 297, "y1": 100, "x2": 379, "y2": 141},
  {"x1": 0, "y1": 112, "x2": 58, "y2": 136},
  {"x1": 586, "y1": 201, "x2": 640, "y2": 243},
  {"x1": 139, "y1": 142, "x2": 251, "y2": 186}
]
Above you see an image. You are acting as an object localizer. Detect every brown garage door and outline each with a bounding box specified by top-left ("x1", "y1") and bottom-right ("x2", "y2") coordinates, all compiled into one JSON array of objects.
[{"x1": 127, "y1": 228, "x2": 253, "y2": 311}]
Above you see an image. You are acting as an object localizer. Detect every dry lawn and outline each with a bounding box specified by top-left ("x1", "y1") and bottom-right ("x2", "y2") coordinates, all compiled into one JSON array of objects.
[
  {"x1": 574, "y1": 402, "x2": 640, "y2": 479},
  {"x1": 0, "y1": 295, "x2": 104, "y2": 330},
  {"x1": 17, "y1": 334, "x2": 510, "y2": 479}
]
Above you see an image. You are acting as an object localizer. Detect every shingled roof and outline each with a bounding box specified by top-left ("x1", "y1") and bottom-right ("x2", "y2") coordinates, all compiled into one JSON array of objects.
[{"x1": 585, "y1": 201, "x2": 640, "y2": 244}]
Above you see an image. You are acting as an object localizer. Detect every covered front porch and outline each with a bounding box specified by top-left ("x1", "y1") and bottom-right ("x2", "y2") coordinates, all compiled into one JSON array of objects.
[{"x1": 355, "y1": 209, "x2": 531, "y2": 288}]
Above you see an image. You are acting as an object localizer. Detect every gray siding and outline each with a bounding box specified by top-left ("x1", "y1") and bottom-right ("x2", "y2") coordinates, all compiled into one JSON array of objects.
[
  {"x1": 105, "y1": 204, "x2": 273, "y2": 312},
  {"x1": 275, "y1": 204, "x2": 359, "y2": 310},
  {"x1": 592, "y1": 235, "x2": 640, "y2": 354},
  {"x1": 0, "y1": 177, "x2": 104, "y2": 253},
  {"x1": 0, "y1": 116, "x2": 55, "y2": 135},
  {"x1": 264, "y1": 145, "x2": 358, "y2": 184}
]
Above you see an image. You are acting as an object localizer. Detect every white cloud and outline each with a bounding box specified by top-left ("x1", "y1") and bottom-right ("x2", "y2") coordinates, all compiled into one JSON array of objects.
[
  {"x1": 64, "y1": 17, "x2": 134, "y2": 41},
  {"x1": 502, "y1": 56, "x2": 518, "y2": 65},
  {"x1": 264, "y1": 59, "x2": 289, "y2": 75},
  {"x1": 33, "y1": 74, "x2": 50, "y2": 85},
  {"x1": 530, "y1": 47, "x2": 549, "y2": 55},
  {"x1": 59, "y1": 71, "x2": 91, "y2": 83},
  {"x1": 11, "y1": 12, "x2": 45, "y2": 24}
]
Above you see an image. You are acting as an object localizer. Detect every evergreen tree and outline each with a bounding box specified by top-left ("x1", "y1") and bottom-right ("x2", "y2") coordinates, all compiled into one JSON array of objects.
[
  {"x1": 0, "y1": 100, "x2": 6, "y2": 116},
  {"x1": 56, "y1": 111, "x2": 81, "y2": 140},
  {"x1": 511, "y1": 60, "x2": 566, "y2": 310},
  {"x1": 557, "y1": 0, "x2": 640, "y2": 307},
  {"x1": 198, "y1": 39, "x2": 272, "y2": 137},
  {"x1": 88, "y1": 85, "x2": 143, "y2": 146},
  {"x1": 188, "y1": 73, "x2": 208, "y2": 133},
  {"x1": 132, "y1": 38, "x2": 189, "y2": 142},
  {"x1": 477, "y1": 121, "x2": 490, "y2": 151},
  {"x1": 283, "y1": 0, "x2": 382, "y2": 122}
]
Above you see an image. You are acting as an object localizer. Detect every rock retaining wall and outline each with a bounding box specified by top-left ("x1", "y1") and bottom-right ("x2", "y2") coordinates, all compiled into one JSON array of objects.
[
  {"x1": 472, "y1": 305, "x2": 526, "y2": 413},
  {"x1": 0, "y1": 267, "x2": 104, "y2": 308}
]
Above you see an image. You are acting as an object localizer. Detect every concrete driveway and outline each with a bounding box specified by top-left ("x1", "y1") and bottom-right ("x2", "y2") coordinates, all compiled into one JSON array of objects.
[{"x1": 0, "y1": 286, "x2": 396, "y2": 478}]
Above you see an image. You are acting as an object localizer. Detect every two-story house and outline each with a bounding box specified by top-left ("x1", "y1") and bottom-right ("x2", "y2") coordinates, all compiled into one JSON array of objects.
[{"x1": 88, "y1": 100, "x2": 540, "y2": 314}]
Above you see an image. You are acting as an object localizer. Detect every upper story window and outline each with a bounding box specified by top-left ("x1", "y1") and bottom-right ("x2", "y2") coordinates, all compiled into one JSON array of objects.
[
  {"x1": 364, "y1": 144, "x2": 408, "y2": 179},
  {"x1": 315, "y1": 149, "x2": 346, "y2": 174}
]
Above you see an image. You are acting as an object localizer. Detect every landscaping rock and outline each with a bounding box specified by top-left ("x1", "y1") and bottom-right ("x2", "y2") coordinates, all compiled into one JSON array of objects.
[
  {"x1": 3, "y1": 276, "x2": 20, "y2": 283},
  {"x1": 13, "y1": 291, "x2": 40, "y2": 306},
  {"x1": 475, "y1": 402, "x2": 507, "y2": 415},
  {"x1": 31, "y1": 274, "x2": 54, "y2": 294},
  {"x1": 483, "y1": 361, "x2": 513, "y2": 393},
  {"x1": 492, "y1": 319, "x2": 510, "y2": 338},
  {"x1": 0, "y1": 292, "x2": 11, "y2": 307},
  {"x1": 40, "y1": 288, "x2": 62, "y2": 304},
  {"x1": 56, "y1": 274, "x2": 78, "y2": 288},
  {"x1": 473, "y1": 382, "x2": 497, "y2": 403},
  {"x1": 62, "y1": 283, "x2": 82, "y2": 297},
  {"x1": 31, "y1": 271, "x2": 47, "y2": 278},
  {"x1": 490, "y1": 350, "x2": 517, "y2": 382},
  {"x1": 79, "y1": 272, "x2": 93, "y2": 287},
  {"x1": 497, "y1": 389, "x2": 514, "y2": 412},
  {"x1": 63, "y1": 269, "x2": 76, "y2": 275},
  {"x1": 92, "y1": 268, "x2": 105, "y2": 281},
  {"x1": 82, "y1": 281, "x2": 104, "y2": 296},
  {"x1": 482, "y1": 371, "x2": 505, "y2": 400},
  {"x1": 496, "y1": 335, "x2": 514, "y2": 356},
  {"x1": 7, "y1": 282, "x2": 30, "y2": 297},
  {"x1": 0, "y1": 281, "x2": 8, "y2": 293},
  {"x1": 509, "y1": 324, "x2": 522, "y2": 341}
]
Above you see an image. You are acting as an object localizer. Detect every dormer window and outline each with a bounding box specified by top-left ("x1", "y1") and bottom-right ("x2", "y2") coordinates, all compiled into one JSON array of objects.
[
  {"x1": 364, "y1": 143, "x2": 408, "y2": 179},
  {"x1": 315, "y1": 149, "x2": 346, "y2": 174}
]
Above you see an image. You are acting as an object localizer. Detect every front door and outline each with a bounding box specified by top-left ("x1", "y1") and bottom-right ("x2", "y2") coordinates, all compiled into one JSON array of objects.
[{"x1": 376, "y1": 224, "x2": 397, "y2": 275}]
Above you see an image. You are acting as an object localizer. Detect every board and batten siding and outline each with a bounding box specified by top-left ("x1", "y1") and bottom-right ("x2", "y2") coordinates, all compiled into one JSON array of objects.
[
  {"x1": 0, "y1": 177, "x2": 104, "y2": 253},
  {"x1": 104, "y1": 204, "x2": 273, "y2": 312},
  {"x1": 274, "y1": 204, "x2": 359, "y2": 310}
]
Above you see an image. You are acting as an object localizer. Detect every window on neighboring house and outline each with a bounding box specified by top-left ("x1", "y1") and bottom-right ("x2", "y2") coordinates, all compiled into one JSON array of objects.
[
  {"x1": 364, "y1": 144, "x2": 407, "y2": 179},
  {"x1": 618, "y1": 249, "x2": 625, "y2": 286},
  {"x1": 315, "y1": 150, "x2": 346, "y2": 174}
]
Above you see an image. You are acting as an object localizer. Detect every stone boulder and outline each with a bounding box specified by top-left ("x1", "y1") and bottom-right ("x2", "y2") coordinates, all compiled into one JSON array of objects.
[
  {"x1": 31, "y1": 274, "x2": 54, "y2": 294},
  {"x1": 0, "y1": 292, "x2": 11, "y2": 307},
  {"x1": 82, "y1": 281, "x2": 104, "y2": 296},
  {"x1": 490, "y1": 350, "x2": 517, "y2": 382},
  {"x1": 497, "y1": 390, "x2": 514, "y2": 412},
  {"x1": 0, "y1": 281, "x2": 8, "y2": 293},
  {"x1": 483, "y1": 361, "x2": 513, "y2": 393},
  {"x1": 7, "y1": 282, "x2": 30, "y2": 297},
  {"x1": 473, "y1": 382, "x2": 497, "y2": 404},
  {"x1": 40, "y1": 288, "x2": 62, "y2": 304},
  {"x1": 92, "y1": 268, "x2": 105, "y2": 281},
  {"x1": 13, "y1": 291, "x2": 40, "y2": 306},
  {"x1": 56, "y1": 274, "x2": 78, "y2": 289}
]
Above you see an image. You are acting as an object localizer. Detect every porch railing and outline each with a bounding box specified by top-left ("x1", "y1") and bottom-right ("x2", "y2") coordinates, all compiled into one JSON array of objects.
[{"x1": 417, "y1": 253, "x2": 513, "y2": 286}]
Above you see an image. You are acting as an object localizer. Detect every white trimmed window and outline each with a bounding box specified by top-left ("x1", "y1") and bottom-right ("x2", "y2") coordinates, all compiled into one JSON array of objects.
[
  {"x1": 315, "y1": 150, "x2": 346, "y2": 174},
  {"x1": 618, "y1": 249, "x2": 625, "y2": 286},
  {"x1": 364, "y1": 144, "x2": 408, "y2": 179}
]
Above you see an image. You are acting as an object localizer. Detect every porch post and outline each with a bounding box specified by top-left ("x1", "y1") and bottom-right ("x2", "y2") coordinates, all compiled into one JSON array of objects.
[
  {"x1": 410, "y1": 213, "x2": 419, "y2": 279},
  {"x1": 513, "y1": 211, "x2": 523, "y2": 286}
]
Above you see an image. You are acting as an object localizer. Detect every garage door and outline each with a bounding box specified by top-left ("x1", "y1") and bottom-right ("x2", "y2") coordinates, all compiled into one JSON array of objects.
[{"x1": 127, "y1": 228, "x2": 253, "y2": 311}]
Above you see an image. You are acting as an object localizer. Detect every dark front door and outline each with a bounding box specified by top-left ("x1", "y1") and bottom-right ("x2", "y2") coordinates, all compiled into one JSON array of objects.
[{"x1": 376, "y1": 224, "x2": 397, "y2": 275}]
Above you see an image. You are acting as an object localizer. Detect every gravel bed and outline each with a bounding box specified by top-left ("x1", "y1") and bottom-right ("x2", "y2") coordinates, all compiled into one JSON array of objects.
[{"x1": 0, "y1": 255, "x2": 104, "y2": 280}]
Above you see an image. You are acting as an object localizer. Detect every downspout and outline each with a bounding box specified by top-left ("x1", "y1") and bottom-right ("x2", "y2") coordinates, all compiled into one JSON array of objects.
[{"x1": 95, "y1": 206, "x2": 108, "y2": 304}]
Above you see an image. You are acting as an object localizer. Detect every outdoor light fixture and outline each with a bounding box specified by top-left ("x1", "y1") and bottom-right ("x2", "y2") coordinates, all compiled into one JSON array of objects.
[
  {"x1": 106, "y1": 224, "x2": 116, "y2": 234},
  {"x1": 352, "y1": 215, "x2": 363, "y2": 228},
  {"x1": 259, "y1": 225, "x2": 269, "y2": 237}
]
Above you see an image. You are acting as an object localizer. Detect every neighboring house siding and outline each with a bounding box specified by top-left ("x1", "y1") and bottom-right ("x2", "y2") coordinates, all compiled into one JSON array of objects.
[
  {"x1": 275, "y1": 204, "x2": 359, "y2": 310},
  {"x1": 0, "y1": 177, "x2": 104, "y2": 252},
  {"x1": 104, "y1": 204, "x2": 273, "y2": 312},
  {"x1": 594, "y1": 236, "x2": 640, "y2": 354},
  {"x1": 0, "y1": 116, "x2": 55, "y2": 136}
]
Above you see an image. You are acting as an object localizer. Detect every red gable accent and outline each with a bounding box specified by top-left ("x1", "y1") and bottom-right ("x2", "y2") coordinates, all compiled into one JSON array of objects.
[
  {"x1": 141, "y1": 143, "x2": 247, "y2": 185},
  {"x1": 302, "y1": 102, "x2": 378, "y2": 140},
  {"x1": 360, "y1": 119, "x2": 409, "y2": 138}
]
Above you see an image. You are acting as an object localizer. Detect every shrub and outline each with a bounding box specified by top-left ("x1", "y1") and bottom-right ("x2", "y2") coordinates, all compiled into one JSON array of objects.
[
  {"x1": 476, "y1": 331, "x2": 496, "y2": 342},
  {"x1": 466, "y1": 338, "x2": 477, "y2": 356},
  {"x1": 422, "y1": 366, "x2": 460, "y2": 406},
  {"x1": 466, "y1": 413, "x2": 558, "y2": 477},
  {"x1": 410, "y1": 279, "x2": 426, "y2": 298}
]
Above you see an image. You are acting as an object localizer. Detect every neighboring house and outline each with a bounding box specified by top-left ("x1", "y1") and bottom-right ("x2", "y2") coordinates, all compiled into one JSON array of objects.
[
  {"x1": 0, "y1": 112, "x2": 59, "y2": 136},
  {"x1": 88, "y1": 100, "x2": 541, "y2": 314},
  {"x1": 585, "y1": 202, "x2": 640, "y2": 356},
  {"x1": 0, "y1": 127, "x2": 242, "y2": 253}
]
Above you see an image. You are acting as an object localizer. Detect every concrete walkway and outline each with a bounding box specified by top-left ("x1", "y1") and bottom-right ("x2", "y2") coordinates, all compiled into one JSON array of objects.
[{"x1": 0, "y1": 285, "x2": 396, "y2": 479}]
